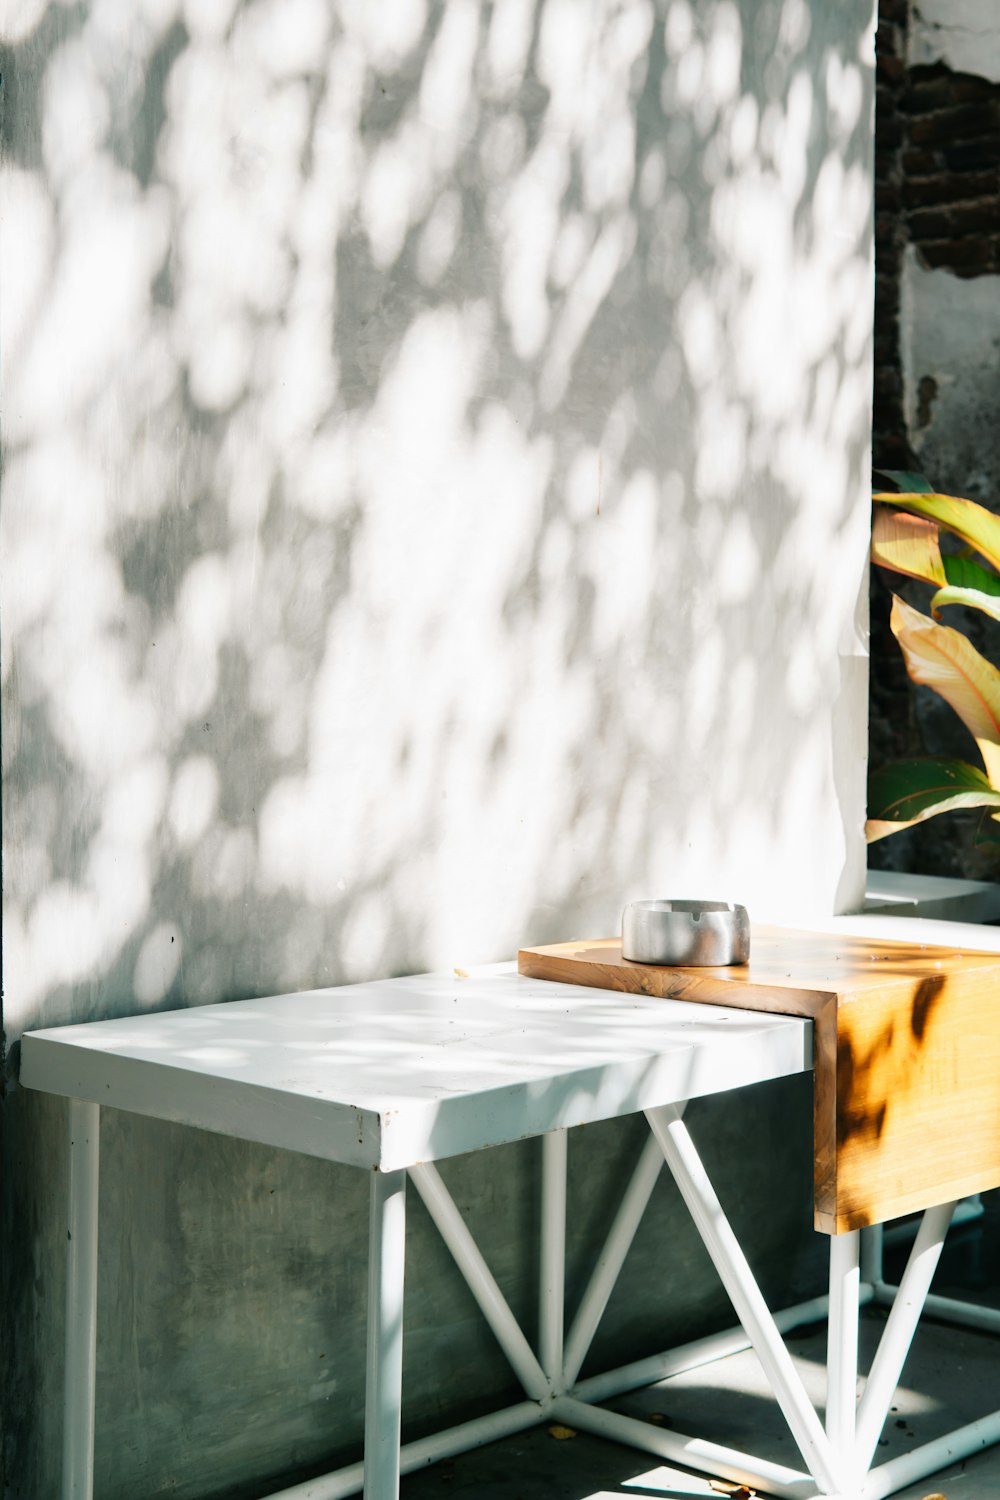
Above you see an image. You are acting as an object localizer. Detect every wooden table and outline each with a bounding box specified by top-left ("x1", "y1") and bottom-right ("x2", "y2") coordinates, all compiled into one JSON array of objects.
[{"x1": 519, "y1": 925, "x2": 1000, "y2": 1233}]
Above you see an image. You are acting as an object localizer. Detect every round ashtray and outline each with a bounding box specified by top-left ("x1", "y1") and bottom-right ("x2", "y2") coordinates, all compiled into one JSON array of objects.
[{"x1": 621, "y1": 899, "x2": 750, "y2": 967}]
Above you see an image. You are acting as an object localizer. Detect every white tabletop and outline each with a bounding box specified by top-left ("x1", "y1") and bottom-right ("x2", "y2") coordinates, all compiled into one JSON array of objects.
[{"x1": 19, "y1": 968, "x2": 811, "y2": 1170}]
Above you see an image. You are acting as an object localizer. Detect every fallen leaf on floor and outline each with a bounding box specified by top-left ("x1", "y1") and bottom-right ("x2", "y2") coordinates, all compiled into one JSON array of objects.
[
  {"x1": 920, "y1": 1493, "x2": 947, "y2": 1499},
  {"x1": 647, "y1": 1411, "x2": 671, "y2": 1426},
  {"x1": 547, "y1": 1424, "x2": 577, "y2": 1440},
  {"x1": 709, "y1": 1484, "x2": 755, "y2": 1498},
  {"x1": 453, "y1": 968, "x2": 470, "y2": 979}
]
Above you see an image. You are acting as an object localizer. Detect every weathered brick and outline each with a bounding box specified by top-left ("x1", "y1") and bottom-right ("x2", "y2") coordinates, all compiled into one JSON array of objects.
[
  {"x1": 899, "y1": 76, "x2": 954, "y2": 114},
  {"x1": 875, "y1": 181, "x2": 902, "y2": 212},
  {"x1": 874, "y1": 367, "x2": 903, "y2": 402},
  {"x1": 875, "y1": 271, "x2": 900, "y2": 301},
  {"x1": 902, "y1": 176, "x2": 949, "y2": 208},
  {"x1": 874, "y1": 300, "x2": 899, "y2": 336},
  {"x1": 900, "y1": 149, "x2": 940, "y2": 175},
  {"x1": 875, "y1": 240, "x2": 901, "y2": 276},
  {"x1": 876, "y1": 114, "x2": 904, "y2": 149},
  {"x1": 910, "y1": 104, "x2": 1000, "y2": 146},
  {"x1": 874, "y1": 339, "x2": 899, "y2": 373},
  {"x1": 875, "y1": 211, "x2": 898, "y2": 243},
  {"x1": 951, "y1": 73, "x2": 999, "y2": 104},
  {"x1": 877, "y1": 54, "x2": 906, "y2": 86},
  {"x1": 949, "y1": 200, "x2": 1000, "y2": 236},
  {"x1": 904, "y1": 169, "x2": 997, "y2": 207},
  {"x1": 943, "y1": 137, "x2": 1000, "y2": 172},
  {"x1": 919, "y1": 238, "x2": 991, "y2": 271},
  {"x1": 907, "y1": 206, "x2": 952, "y2": 239},
  {"x1": 952, "y1": 170, "x2": 998, "y2": 200},
  {"x1": 874, "y1": 434, "x2": 918, "y2": 472}
]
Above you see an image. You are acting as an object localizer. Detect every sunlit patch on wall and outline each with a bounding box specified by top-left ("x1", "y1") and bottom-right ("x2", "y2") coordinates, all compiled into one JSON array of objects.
[{"x1": 134, "y1": 921, "x2": 184, "y2": 1007}]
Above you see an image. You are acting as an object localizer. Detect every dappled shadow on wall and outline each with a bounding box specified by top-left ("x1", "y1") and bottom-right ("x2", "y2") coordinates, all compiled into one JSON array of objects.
[{"x1": 1, "y1": 0, "x2": 874, "y2": 1034}]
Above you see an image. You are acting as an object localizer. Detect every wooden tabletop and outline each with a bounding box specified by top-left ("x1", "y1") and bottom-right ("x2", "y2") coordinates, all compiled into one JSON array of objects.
[{"x1": 518, "y1": 927, "x2": 1000, "y2": 1233}]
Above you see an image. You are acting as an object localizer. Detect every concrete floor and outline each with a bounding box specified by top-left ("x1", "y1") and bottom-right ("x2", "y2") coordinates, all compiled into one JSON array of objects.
[{"x1": 401, "y1": 1194, "x2": 1000, "y2": 1500}]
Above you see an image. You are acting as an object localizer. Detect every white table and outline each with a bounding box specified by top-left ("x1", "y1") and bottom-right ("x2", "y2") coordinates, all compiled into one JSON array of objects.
[{"x1": 20, "y1": 964, "x2": 999, "y2": 1500}]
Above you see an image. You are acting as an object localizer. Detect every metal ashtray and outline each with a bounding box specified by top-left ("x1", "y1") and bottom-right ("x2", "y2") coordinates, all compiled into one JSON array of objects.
[{"x1": 621, "y1": 900, "x2": 750, "y2": 967}]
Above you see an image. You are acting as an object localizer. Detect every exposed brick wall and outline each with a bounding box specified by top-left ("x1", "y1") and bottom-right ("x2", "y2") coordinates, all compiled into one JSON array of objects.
[
  {"x1": 873, "y1": 0, "x2": 912, "y2": 474},
  {"x1": 872, "y1": 8, "x2": 1000, "y2": 473},
  {"x1": 900, "y1": 69, "x2": 1000, "y2": 273},
  {"x1": 869, "y1": 1, "x2": 1000, "y2": 878}
]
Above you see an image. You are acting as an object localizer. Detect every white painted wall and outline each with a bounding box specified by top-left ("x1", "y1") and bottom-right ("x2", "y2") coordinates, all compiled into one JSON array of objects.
[
  {"x1": 902, "y1": 248, "x2": 1000, "y2": 499},
  {"x1": 909, "y1": 0, "x2": 1000, "y2": 85},
  {"x1": 1, "y1": 2, "x2": 874, "y2": 1039},
  {"x1": 1, "y1": 2, "x2": 875, "y2": 1495}
]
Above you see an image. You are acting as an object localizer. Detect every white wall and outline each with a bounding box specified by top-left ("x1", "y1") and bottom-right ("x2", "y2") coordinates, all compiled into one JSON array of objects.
[
  {"x1": 909, "y1": 0, "x2": 1000, "y2": 85},
  {"x1": 1, "y1": 2, "x2": 874, "y2": 1495},
  {"x1": 902, "y1": 248, "x2": 1000, "y2": 499}
]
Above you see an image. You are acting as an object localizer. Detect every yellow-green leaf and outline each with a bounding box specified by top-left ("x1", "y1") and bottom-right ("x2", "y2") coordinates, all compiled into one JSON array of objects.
[
  {"x1": 874, "y1": 491, "x2": 1000, "y2": 574},
  {"x1": 867, "y1": 756, "x2": 1000, "y2": 841},
  {"x1": 871, "y1": 507, "x2": 946, "y2": 586},
  {"x1": 890, "y1": 595, "x2": 1000, "y2": 786},
  {"x1": 930, "y1": 585, "x2": 1000, "y2": 624}
]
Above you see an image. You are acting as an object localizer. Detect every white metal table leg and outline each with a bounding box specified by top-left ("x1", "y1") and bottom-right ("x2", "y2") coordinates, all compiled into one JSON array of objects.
[
  {"x1": 646, "y1": 1104, "x2": 845, "y2": 1496},
  {"x1": 562, "y1": 1130, "x2": 665, "y2": 1390},
  {"x1": 408, "y1": 1163, "x2": 549, "y2": 1400},
  {"x1": 64, "y1": 1100, "x2": 100, "y2": 1500},
  {"x1": 826, "y1": 1230, "x2": 860, "y2": 1466},
  {"x1": 364, "y1": 1169, "x2": 407, "y2": 1500},
  {"x1": 540, "y1": 1130, "x2": 567, "y2": 1386},
  {"x1": 855, "y1": 1200, "x2": 955, "y2": 1476}
]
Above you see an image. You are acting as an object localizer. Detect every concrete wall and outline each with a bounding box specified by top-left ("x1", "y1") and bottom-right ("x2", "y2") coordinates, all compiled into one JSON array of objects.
[
  {"x1": 1, "y1": 2, "x2": 874, "y2": 1496},
  {"x1": 902, "y1": 249, "x2": 1000, "y2": 501}
]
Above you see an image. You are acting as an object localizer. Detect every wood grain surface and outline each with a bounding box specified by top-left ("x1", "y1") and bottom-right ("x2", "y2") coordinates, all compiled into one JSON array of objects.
[{"x1": 518, "y1": 928, "x2": 1000, "y2": 1233}]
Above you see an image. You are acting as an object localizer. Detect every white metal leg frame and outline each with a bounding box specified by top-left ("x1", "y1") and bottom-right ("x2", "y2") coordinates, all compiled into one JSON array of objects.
[
  {"x1": 62, "y1": 1100, "x2": 1000, "y2": 1500},
  {"x1": 554, "y1": 1107, "x2": 1000, "y2": 1500}
]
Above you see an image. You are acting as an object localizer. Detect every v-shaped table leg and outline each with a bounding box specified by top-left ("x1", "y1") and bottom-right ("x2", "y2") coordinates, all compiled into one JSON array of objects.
[
  {"x1": 408, "y1": 1162, "x2": 550, "y2": 1401},
  {"x1": 854, "y1": 1202, "x2": 954, "y2": 1476},
  {"x1": 645, "y1": 1103, "x2": 848, "y2": 1495}
]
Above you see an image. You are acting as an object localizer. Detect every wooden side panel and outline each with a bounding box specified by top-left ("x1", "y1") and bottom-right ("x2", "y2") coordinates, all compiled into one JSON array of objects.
[
  {"x1": 519, "y1": 932, "x2": 1000, "y2": 1235},
  {"x1": 823, "y1": 966, "x2": 1000, "y2": 1232}
]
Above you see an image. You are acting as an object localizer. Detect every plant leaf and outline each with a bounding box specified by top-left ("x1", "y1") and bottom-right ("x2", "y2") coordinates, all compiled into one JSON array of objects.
[
  {"x1": 867, "y1": 757, "x2": 1000, "y2": 841},
  {"x1": 942, "y1": 552, "x2": 1000, "y2": 595},
  {"x1": 873, "y1": 469, "x2": 934, "y2": 493},
  {"x1": 890, "y1": 595, "x2": 1000, "y2": 785},
  {"x1": 871, "y1": 508, "x2": 946, "y2": 585},
  {"x1": 930, "y1": 585, "x2": 1000, "y2": 624},
  {"x1": 873, "y1": 491, "x2": 1000, "y2": 574}
]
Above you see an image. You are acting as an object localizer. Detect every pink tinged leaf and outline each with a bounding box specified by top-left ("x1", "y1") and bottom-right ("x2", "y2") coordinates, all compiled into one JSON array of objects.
[
  {"x1": 889, "y1": 594, "x2": 1000, "y2": 787},
  {"x1": 871, "y1": 508, "x2": 947, "y2": 586},
  {"x1": 867, "y1": 793, "x2": 1000, "y2": 841},
  {"x1": 873, "y1": 491, "x2": 1000, "y2": 573}
]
